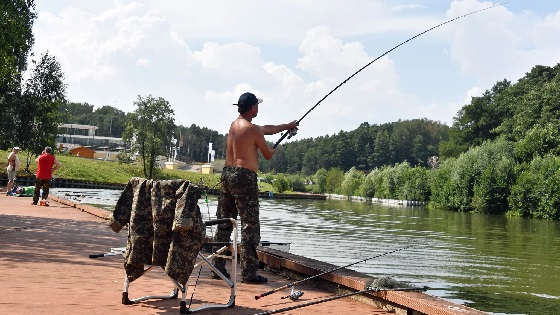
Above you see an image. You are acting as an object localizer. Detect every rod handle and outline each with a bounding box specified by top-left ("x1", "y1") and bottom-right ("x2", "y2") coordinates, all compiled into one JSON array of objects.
[{"x1": 273, "y1": 131, "x2": 289, "y2": 149}]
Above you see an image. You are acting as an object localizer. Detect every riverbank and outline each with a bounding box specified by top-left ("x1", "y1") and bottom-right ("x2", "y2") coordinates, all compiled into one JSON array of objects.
[
  {"x1": 0, "y1": 193, "x2": 389, "y2": 314},
  {"x1": 0, "y1": 149, "x2": 272, "y2": 191}
]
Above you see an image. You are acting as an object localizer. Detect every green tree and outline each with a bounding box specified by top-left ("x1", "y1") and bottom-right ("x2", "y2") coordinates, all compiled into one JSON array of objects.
[
  {"x1": 125, "y1": 95, "x2": 175, "y2": 179},
  {"x1": 514, "y1": 122, "x2": 560, "y2": 162},
  {"x1": 0, "y1": 0, "x2": 37, "y2": 148},
  {"x1": 272, "y1": 174, "x2": 290, "y2": 193},
  {"x1": 313, "y1": 168, "x2": 328, "y2": 193},
  {"x1": 509, "y1": 155, "x2": 560, "y2": 220},
  {"x1": 341, "y1": 167, "x2": 364, "y2": 196},
  {"x1": 359, "y1": 168, "x2": 378, "y2": 198},
  {"x1": 325, "y1": 168, "x2": 344, "y2": 194},
  {"x1": 18, "y1": 52, "x2": 66, "y2": 170}
]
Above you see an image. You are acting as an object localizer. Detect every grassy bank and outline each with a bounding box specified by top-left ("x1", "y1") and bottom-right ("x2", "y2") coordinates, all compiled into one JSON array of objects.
[{"x1": 0, "y1": 150, "x2": 273, "y2": 191}]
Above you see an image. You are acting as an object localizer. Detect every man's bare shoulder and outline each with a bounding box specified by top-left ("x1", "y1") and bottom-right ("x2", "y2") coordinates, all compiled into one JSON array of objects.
[{"x1": 230, "y1": 119, "x2": 262, "y2": 134}]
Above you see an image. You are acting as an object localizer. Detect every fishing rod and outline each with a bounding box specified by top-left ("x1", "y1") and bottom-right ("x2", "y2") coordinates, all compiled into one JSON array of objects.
[
  {"x1": 273, "y1": 2, "x2": 503, "y2": 149},
  {"x1": 254, "y1": 286, "x2": 426, "y2": 315},
  {"x1": 255, "y1": 244, "x2": 413, "y2": 300}
]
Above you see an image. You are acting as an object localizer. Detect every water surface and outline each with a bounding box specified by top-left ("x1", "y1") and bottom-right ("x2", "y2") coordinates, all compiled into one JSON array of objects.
[{"x1": 51, "y1": 188, "x2": 560, "y2": 314}]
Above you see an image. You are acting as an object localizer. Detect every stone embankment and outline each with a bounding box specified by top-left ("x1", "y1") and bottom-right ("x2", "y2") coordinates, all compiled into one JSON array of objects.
[{"x1": 325, "y1": 193, "x2": 426, "y2": 206}]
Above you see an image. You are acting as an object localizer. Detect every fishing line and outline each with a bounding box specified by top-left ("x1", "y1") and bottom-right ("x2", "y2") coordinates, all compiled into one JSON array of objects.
[{"x1": 273, "y1": 2, "x2": 505, "y2": 148}]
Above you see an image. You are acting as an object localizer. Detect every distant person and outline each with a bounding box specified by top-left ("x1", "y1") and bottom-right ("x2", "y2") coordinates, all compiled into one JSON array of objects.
[
  {"x1": 33, "y1": 146, "x2": 61, "y2": 206},
  {"x1": 6, "y1": 147, "x2": 20, "y2": 195},
  {"x1": 14, "y1": 185, "x2": 34, "y2": 197},
  {"x1": 213, "y1": 92, "x2": 298, "y2": 284}
]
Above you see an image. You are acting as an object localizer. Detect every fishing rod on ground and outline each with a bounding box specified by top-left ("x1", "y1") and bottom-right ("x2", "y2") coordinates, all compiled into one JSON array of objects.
[
  {"x1": 273, "y1": 2, "x2": 504, "y2": 149},
  {"x1": 253, "y1": 286, "x2": 427, "y2": 315},
  {"x1": 254, "y1": 244, "x2": 414, "y2": 300}
]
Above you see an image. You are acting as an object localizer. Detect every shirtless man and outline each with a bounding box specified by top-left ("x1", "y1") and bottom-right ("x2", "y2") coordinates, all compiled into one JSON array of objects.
[
  {"x1": 213, "y1": 92, "x2": 297, "y2": 283},
  {"x1": 6, "y1": 147, "x2": 20, "y2": 195}
]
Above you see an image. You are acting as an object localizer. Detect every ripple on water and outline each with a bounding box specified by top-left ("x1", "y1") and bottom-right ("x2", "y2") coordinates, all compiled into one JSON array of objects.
[{"x1": 51, "y1": 189, "x2": 560, "y2": 315}]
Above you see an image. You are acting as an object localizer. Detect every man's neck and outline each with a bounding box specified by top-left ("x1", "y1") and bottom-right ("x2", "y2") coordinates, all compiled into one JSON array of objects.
[{"x1": 239, "y1": 113, "x2": 253, "y2": 122}]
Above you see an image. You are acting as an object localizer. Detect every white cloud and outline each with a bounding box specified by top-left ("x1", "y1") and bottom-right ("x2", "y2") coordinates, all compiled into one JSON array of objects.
[
  {"x1": 145, "y1": 0, "x2": 438, "y2": 44},
  {"x1": 31, "y1": 0, "x2": 560, "y2": 139},
  {"x1": 464, "y1": 86, "x2": 483, "y2": 104},
  {"x1": 444, "y1": 0, "x2": 560, "y2": 87},
  {"x1": 392, "y1": 4, "x2": 426, "y2": 12},
  {"x1": 34, "y1": 3, "x2": 163, "y2": 82},
  {"x1": 136, "y1": 58, "x2": 150, "y2": 67}
]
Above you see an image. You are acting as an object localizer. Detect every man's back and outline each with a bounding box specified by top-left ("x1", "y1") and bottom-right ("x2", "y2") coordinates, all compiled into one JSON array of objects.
[
  {"x1": 37, "y1": 153, "x2": 55, "y2": 179},
  {"x1": 227, "y1": 118, "x2": 260, "y2": 172}
]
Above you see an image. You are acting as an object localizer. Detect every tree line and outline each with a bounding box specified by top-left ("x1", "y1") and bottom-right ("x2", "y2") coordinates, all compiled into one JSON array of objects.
[
  {"x1": 281, "y1": 63, "x2": 560, "y2": 220},
  {"x1": 60, "y1": 102, "x2": 227, "y2": 163},
  {"x1": 259, "y1": 119, "x2": 449, "y2": 174}
]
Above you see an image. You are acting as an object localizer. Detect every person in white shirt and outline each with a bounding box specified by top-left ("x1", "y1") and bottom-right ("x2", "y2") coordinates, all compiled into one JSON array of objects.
[{"x1": 6, "y1": 147, "x2": 21, "y2": 195}]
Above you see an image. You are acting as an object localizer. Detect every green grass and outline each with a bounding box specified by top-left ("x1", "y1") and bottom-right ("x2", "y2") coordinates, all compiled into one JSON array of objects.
[{"x1": 1, "y1": 149, "x2": 274, "y2": 191}]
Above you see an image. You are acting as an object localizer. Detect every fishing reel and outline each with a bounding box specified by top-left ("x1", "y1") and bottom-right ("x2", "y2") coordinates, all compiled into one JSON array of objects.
[
  {"x1": 280, "y1": 287, "x2": 304, "y2": 301},
  {"x1": 287, "y1": 128, "x2": 298, "y2": 139}
]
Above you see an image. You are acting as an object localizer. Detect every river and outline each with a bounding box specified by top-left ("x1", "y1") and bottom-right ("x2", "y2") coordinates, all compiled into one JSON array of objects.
[{"x1": 52, "y1": 188, "x2": 560, "y2": 315}]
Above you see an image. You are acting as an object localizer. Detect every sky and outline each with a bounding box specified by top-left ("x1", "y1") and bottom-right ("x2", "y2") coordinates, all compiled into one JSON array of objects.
[{"x1": 32, "y1": 0, "x2": 560, "y2": 140}]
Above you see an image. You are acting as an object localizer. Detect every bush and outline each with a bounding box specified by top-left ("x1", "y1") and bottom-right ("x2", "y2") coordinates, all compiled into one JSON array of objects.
[
  {"x1": 429, "y1": 162, "x2": 453, "y2": 208},
  {"x1": 429, "y1": 138, "x2": 515, "y2": 213},
  {"x1": 341, "y1": 167, "x2": 365, "y2": 196},
  {"x1": 359, "y1": 168, "x2": 379, "y2": 197},
  {"x1": 261, "y1": 172, "x2": 276, "y2": 184},
  {"x1": 117, "y1": 151, "x2": 134, "y2": 164},
  {"x1": 313, "y1": 168, "x2": 328, "y2": 193},
  {"x1": 471, "y1": 157, "x2": 516, "y2": 213},
  {"x1": 398, "y1": 166, "x2": 430, "y2": 201},
  {"x1": 325, "y1": 168, "x2": 344, "y2": 194},
  {"x1": 508, "y1": 155, "x2": 560, "y2": 220},
  {"x1": 272, "y1": 174, "x2": 291, "y2": 193},
  {"x1": 288, "y1": 174, "x2": 306, "y2": 192}
]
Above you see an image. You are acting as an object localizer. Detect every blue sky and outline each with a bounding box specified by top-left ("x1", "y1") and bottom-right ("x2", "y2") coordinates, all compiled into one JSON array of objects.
[{"x1": 33, "y1": 0, "x2": 560, "y2": 139}]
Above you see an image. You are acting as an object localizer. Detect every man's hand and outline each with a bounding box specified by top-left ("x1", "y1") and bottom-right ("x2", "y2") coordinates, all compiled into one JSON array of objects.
[
  {"x1": 286, "y1": 120, "x2": 299, "y2": 131},
  {"x1": 285, "y1": 120, "x2": 299, "y2": 138}
]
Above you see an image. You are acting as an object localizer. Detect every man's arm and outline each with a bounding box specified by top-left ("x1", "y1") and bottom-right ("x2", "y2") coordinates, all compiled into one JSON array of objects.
[
  {"x1": 52, "y1": 158, "x2": 62, "y2": 172},
  {"x1": 225, "y1": 133, "x2": 233, "y2": 166},
  {"x1": 8, "y1": 153, "x2": 15, "y2": 167},
  {"x1": 261, "y1": 120, "x2": 299, "y2": 135},
  {"x1": 254, "y1": 127, "x2": 274, "y2": 160}
]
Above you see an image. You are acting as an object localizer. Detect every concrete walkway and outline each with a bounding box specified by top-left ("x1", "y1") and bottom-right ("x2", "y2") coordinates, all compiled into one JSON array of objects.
[{"x1": 0, "y1": 193, "x2": 389, "y2": 314}]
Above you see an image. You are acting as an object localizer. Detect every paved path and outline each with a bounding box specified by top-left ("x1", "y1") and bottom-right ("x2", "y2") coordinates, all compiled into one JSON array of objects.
[{"x1": 0, "y1": 193, "x2": 389, "y2": 314}]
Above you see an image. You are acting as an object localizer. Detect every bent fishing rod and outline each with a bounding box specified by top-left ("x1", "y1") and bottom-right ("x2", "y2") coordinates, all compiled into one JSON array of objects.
[
  {"x1": 255, "y1": 244, "x2": 413, "y2": 300},
  {"x1": 273, "y1": 2, "x2": 503, "y2": 149}
]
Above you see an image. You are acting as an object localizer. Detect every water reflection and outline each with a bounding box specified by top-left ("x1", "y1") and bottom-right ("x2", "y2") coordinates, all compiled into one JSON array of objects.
[{"x1": 51, "y1": 189, "x2": 560, "y2": 314}]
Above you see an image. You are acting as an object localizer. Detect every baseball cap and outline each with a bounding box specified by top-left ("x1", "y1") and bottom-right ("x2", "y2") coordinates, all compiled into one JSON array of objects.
[
  {"x1": 233, "y1": 92, "x2": 263, "y2": 108},
  {"x1": 13, "y1": 146, "x2": 20, "y2": 150}
]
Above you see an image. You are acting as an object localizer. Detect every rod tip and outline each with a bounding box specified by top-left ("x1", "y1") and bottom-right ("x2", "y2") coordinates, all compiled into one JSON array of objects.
[{"x1": 255, "y1": 295, "x2": 261, "y2": 300}]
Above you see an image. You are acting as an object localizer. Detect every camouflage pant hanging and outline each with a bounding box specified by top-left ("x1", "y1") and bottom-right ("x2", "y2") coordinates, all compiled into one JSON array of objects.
[
  {"x1": 109, "y1": 178, "x2": 205, "y2": 286},
  {"x1": 214, "y1": 166, "x2": 260, "y2": 281}
]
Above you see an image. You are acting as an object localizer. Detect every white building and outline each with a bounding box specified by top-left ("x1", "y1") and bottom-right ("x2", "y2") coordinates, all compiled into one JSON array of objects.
[{"x1": 56, "y1": 123, "x2": 124, "y2": 150}]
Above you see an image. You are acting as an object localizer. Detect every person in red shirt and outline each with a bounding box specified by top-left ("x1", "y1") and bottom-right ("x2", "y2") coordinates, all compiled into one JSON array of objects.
[{"x1": 33, "y1": 146, "x2": 61, "y2": 206}]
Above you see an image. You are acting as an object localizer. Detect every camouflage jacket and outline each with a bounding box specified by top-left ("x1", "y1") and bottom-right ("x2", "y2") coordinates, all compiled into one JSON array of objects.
[{"x1": 109, "y1": 178, "x2": 205, "y2": 285}]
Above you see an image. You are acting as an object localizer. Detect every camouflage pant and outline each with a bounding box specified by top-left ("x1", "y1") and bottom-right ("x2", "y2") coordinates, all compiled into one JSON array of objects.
[
  {"x1": 110, "y1": 178, "x2": 204, "y2": 285},
  {"x1": 214, "y1": 166, "x2": 260, "y2": 281},
  {"x1": 33, "y1": 178, "x2": 50, "y2": 204}
]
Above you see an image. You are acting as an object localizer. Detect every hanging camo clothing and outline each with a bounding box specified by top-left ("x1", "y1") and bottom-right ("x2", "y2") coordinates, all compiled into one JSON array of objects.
[{"x1": 109, "y1": 178, "x2": 205, "y2": 285}]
